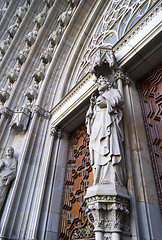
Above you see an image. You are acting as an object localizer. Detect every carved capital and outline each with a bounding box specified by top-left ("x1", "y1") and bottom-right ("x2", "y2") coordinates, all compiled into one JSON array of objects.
[
  {"x1": 114, "y1": 68, "x2": 125, "y2": 81},
  {"x1": 124, "y1": 73, "x2": 131, "y2": 85},
  {"x1": 50, "y1": 126, "x2": 62, "y2": 139},
  {"x1": 32, "y1": 105, "x2": 51, "y2": 119}
]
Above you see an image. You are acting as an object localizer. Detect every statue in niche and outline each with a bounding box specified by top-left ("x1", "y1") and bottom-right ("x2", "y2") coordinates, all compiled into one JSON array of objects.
[
  {"x1": 0, "y1": 147, "x2": 17, "y2": 210},
  {"x1": 86, "y1": 75, "x2": 126, "y2": 185}
]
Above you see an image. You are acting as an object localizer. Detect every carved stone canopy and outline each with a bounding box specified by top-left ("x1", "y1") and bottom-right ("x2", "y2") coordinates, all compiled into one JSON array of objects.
[
  {"x1": 89, "y1": 45, "x2": 116, "y2": 78},
  {"x1": 9, "y1": 106, "x2": 31, "y2": 134}
]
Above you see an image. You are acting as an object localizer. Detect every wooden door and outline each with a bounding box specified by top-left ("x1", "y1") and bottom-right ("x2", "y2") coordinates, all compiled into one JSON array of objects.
[
  {"x1": 137, "y1": 65, "x2": 162, "y2": 211},
  {"x1": 59, "y1": 125, "x2": 95, "y2": 240}
]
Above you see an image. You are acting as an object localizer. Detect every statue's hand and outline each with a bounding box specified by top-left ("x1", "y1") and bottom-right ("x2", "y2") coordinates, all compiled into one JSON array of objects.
[
  {"x1": 97, "y1": 96, "x2": 107, "y2": 108},
  {"x1": 90, "y1": 94, "x2": 96, "y2": 107}
]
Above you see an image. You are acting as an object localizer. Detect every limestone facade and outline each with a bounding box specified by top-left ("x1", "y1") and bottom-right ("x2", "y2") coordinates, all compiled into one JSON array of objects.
[{"x1": 0, "y1": 0, "x2": 161, "y2": 239}]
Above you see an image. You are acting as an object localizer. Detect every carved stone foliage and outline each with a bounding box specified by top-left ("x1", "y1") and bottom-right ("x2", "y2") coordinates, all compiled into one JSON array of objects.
[
  {"x1": 137, "y1": 65, "x2": 162, "y2": 212},
  {"x1": 85, "y1": 194, "x2": 130, "y2": 236},
  {"x1": 59, "y1": 125, "x2": 94, "y2": 239},
  {"x1": 0, "y1": 147, "x2": 17, "y2": 210}
]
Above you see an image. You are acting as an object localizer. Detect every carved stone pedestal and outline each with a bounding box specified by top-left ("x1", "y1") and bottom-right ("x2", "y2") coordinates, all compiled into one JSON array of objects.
[{"x1": 85, "y1": 184, "x2": 130, "y2": 240}]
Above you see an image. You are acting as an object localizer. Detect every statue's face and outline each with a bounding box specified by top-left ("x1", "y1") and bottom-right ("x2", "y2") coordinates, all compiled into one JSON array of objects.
[
  {"x1": 6, "y1": 147, "x2": 14, "y2": 158},
  {"x1": 97, "y1": 76, "x2": 112, "y2": 92}
]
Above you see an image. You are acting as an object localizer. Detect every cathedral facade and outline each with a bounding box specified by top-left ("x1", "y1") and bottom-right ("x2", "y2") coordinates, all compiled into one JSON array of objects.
[{"x1": 0, "y1": 0, "x2": 161, "y2": 239}]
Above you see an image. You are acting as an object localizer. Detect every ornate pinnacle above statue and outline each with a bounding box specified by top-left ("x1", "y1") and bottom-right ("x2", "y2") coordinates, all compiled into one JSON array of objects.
[
  {"x1": 86, "y1": 75, "x2": 127, "y2": 186},
  {"x1": 0, "y1": 147, "x2": 17, "y2": 210}
]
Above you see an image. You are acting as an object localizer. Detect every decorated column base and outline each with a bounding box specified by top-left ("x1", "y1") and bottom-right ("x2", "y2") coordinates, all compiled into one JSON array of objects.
[{"x1": 85, "y1": 184, "x2": 130, "y2": 240}]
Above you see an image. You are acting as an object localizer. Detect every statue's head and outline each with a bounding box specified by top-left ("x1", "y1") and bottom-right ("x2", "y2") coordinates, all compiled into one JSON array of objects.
[
  {"x1": 95, "y1": 75, "x2": 113, "y2": 92},
  {"x1": 5, "y1": 147, "x2": 14, "y2": 158}
]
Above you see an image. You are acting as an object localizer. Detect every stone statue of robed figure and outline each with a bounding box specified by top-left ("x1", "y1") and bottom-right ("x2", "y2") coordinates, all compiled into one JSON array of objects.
[
  {"x1": 0, "y1": 147, "x2": 17, "y2": 210},
  {"x1": 86, "y1": 75, "x2": 126, "y2": 185}
]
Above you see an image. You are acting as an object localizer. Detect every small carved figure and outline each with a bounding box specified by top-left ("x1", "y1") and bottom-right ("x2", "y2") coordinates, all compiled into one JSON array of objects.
[
  {"x1": 16, "y1": 48, "x2": 29, "y2": 65},
  {"x1": 0, "y1": 147, "x2": 17, "y2": 210},
  {"x1": 48, "y1": 27, "x2": 62, "y2": 47},
  {"x1": 26, "y1": 31, "x2": 38, "y2": 46},
  {"x1": 0, "y1": 39, "x2": 10, "y2": 56},
  {"x1": 0, "y1": 88, "x2": 10, "y2": 104},
  {"x1": 34, "y1": 11, "x2": 47, "y2": 29},
  {"x1": 7, "y1": 23, "x2": 19, "y2": 38},
  {"x1": 86, "y1": 75, "x2": 126, "y2": 185},
  {"x1": 57, "y1": 9, "x2": 72, "y2": 27},
  {"x1": 32, "y1": 65, "x2": 46, "y2": 83},
  {"x1": 40, "y1": 48, "x2": 53, "y2": 64},
  {"x1": 25, "y1": 84, "x2": 38, "y2": 102},
  {"x1": 7, "y1": 68, "x2": 19, "y2": 84},
  {"x1": 15, "y1": 5, "x2": 28, "y2": 24}
]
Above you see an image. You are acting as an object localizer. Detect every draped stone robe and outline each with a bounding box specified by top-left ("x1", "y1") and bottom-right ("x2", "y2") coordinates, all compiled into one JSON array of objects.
[
  {"x1": 86, "y1": 88, "x2": 126, "y2": 185},
  {"x1": 0, "y1": 156, "x2": 17, "y2": 209}
]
